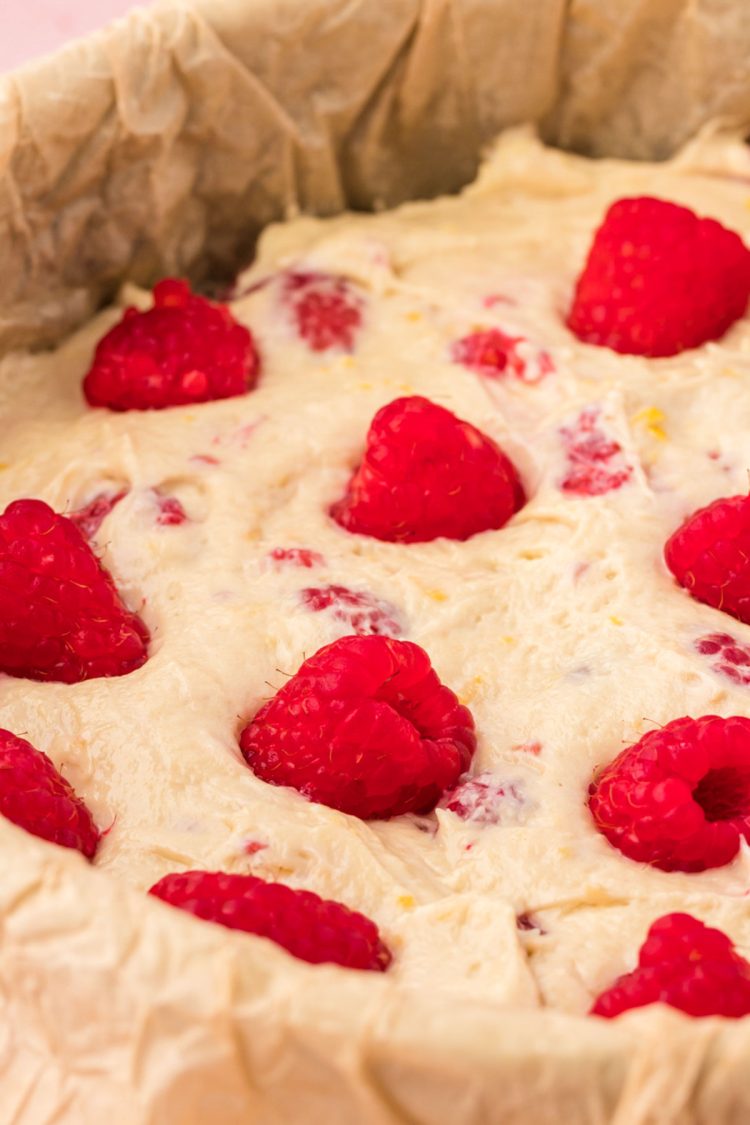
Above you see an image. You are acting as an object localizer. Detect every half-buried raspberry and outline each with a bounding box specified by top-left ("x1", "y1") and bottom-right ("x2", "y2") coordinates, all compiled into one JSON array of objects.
[
  {"x1": 240, "y1": 634, "x2": 475, "y2": 819},
  {"x1": 592, "y1": 913, "x2": 750, "y2": 1019},
  {"x1": 0, "y1": 729, "x2": 100, "y2": 858},
  {"x1": 0, "y1": 499, "x2": 149, "y2": 683},
  {"x1": 149, "y1": 870, "x2": 391, "y2": 971},
  {"x1": 567, "y1": 197, "x2": 750, "y2": 357},
  {"x1": 665, "y1": 494, "x2": 750, "y2": 624},
  {"x1": 83, "y1": 279, "x2": 260, "y2": 411},
  {"x1": 589, "y1": 715, "x2": 750, "y2": 872},
  {"x1": 330, "y1": 396, "x2": 525, "y2": 543},
  {"x1": 282, "y1": 271, "x2": 364, "y2": 352}
]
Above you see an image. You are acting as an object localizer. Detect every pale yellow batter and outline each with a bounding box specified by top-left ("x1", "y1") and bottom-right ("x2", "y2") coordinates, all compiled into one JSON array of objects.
[{"x1": 4, "y1": 127, "x2": 750, "y2": 1047}]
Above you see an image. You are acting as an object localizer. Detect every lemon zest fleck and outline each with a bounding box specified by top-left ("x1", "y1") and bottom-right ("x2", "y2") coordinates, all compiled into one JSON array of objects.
[{"x1": 631, "y1": 406, "x2": 666, "y2": 441}]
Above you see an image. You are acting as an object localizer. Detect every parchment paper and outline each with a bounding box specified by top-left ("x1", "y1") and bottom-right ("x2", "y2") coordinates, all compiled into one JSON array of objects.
[
  {"x1": 5, "y1": 0, "x2": 750, "y2": 356},
  {"x1": 3, "y1": 1, "x2": 750, "y2": 1121}
]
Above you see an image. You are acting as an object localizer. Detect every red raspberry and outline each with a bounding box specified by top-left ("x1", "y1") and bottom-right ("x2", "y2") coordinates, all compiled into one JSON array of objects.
[
  {"x1": 567, "y1": 197, "x2": 750, "y2": 357},
  {"x1": 665, "y1": 495, "x2": 750, "y2": 624},
  {"x1": 452, "y1": 328, "x2": 553, "y2": 384},
  {"x1": 70, "y1": 489, "x2": 127, "y2": 539},
  {"x1": 0, "y1": 729, "x2": 99, "y2": 858},
  {"x1": 240, "y1": 634, "x2": 476, "y2": 819},
  {"x1": 560, "y1": 407, "x2": 632, "y2": 496},
  {"x1": 149, "y1": 870, "x2": 391, "y2": 971},
  {"x1": 592, "y1": 913, "x2": 750, "y2": 1019},
  {"x1": 83, "y1": 279, "x2": 260, "y2": 411},
  {"x1": 0, "y1": 499, "x2": 149, "y2": 683},
  {"x1": 589, "y1": 715, "x2": 750, "y2": 872},
  {"x1": 330, "y1": 396, "x2": 525, "y2": 543},
  {"x1": 300, "y1": 584, "x2": 402, "y2": 636},
  {"x1": 283, "y1": 271, "x2": 363, "y2": 352}
]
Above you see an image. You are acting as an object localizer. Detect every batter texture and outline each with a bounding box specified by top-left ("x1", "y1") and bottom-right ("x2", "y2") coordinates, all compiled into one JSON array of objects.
[{"x1": 5, "y1": 130, "x2": 750, "y2": 1115}]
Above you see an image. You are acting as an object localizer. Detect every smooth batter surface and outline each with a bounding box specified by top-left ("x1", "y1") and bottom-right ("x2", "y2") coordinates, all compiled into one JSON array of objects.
[{"x1": 4, "y1": 127, "x2": 750, "y2": 1017}]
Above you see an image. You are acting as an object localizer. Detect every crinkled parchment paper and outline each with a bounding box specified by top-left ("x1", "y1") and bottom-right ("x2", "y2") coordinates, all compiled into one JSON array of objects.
[{"x1": 3, "y1": 1, "x2": 750, "y2": 1121}]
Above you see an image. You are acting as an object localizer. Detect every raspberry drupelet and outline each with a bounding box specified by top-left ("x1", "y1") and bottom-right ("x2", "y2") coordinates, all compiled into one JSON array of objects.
[
  {"x1": 330, "y1": 395, "x2": 525, "y2": 543},
  {"x1": 665, "y1": 494, "x2": 750, "y2": 624},
  {"x1": 0, "y1": 730, "x2": 100, "y2": 858},
  {"x1": 83, "y1": 279, "x2": 260, "y2": 411},
  {"x1": 0, "y1": 499, "x2": 149, "y2": 683},
  {"x1": 589, "y1": 715, "x2": 750, "y2": 872},
  {"x1": 149, "y1": 870, "x2": 391, "y2": 971},
  {"x1": 592, "y1": 913, "x2": 750, "y2": 1019},
  {"x1": 567, "y1": 196, "x2": 750, "y2": 357},
  {"x1": 240, "y1": 634, "x2": 476, "y2": 819}
]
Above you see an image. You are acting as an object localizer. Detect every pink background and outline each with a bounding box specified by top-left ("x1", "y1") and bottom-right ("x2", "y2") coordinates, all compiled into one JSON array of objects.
[{"x1": 1, "y1": 0, "x2": 146, "y2": 73}]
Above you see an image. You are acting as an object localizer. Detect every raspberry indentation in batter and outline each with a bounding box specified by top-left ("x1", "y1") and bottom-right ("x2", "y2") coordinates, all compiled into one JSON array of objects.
[
  {"x1": 567, "y1": 196, "x2": 750, "y2": 357},
  {"x1": 70, "y1": 489, "x2": 128, "y2": 539},
  {"x1": 155, "y1": 495, "x2": 188, "y2": 526},
  {"x1": 592, "y1": 913, "x2": 750, "y2": 1019},
  {"x1": 559, "y1": 407, "x2": 632, "y2": 496},
  {"x1": 149, "y1": 870, "x2": 391, "y2": 971},
  {"x1": 300, "y1": 585, "x2": 402, "y2": 636},
  {"x1": 589, "y1": 715, "x2": 750, "y2": 872},
  {"x1": 83, "y1": 279, "x2": 260, "y2": 411},
  {"x1": 331, "y1": 396, "x2": 525, "y2": 543},
  {"x1": 240, "y1": 635, "x2": 476, "y2": 819}
]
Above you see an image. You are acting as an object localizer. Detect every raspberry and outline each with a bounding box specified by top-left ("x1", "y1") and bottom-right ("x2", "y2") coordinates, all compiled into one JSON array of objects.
[
  {"x1": 560, "y1": 407, "x2": 632, "y2": 496},
  {"x1": 592, "y1": 913, "x2": 750, "y2": 1019},
  {"x1": 149, "y1": 870, "x2": 391, "y2": 971},
  {"x1": 665, "y1": 495, "x2": 750, "y2": 624},
  {"x1": 439, "y1": 773, "x2": 526, "y2": 826},
  {"x1": 283, "y1": 271, "x2": 364, "y2": 352},
  {"x1": 70, "y1": 489, "x2": 127, "y2": 539},
  {"x1": 452, "y1": 328, "x2": 554, "y2": 384},
  {"x1": 696, "y1": 632, "x2": 750, "y2": 686},
  {"x1": 330, "y1": 396, "x2": 525, "y2": 543},
  {"x1": 83, "y1": 279, "x2": 260, "y2": 411},
  {"x1": 240, "y1": 634, "x2": 475, "y2": 819},
  {"x1": 0, "y1": 499, "x2": 149, "y2": 683},
  {"x1": 300, "y1": 584, "x2": 402, "y2": 636},
  {"x1": 589, "y1": 715, "x2": 750, "y2": 872},
  {"x1": 0, "y1": 729, "x2": 99, "y2": 858},
  {"x1": 268, "y1": 547, "x2": 325, "y2": 569},
  {"x1": 155, "y1": 495, "x2": 187, "y2": 526},
  {"x1": 567, "y1": 197, "x2": 750, "y2": 357}
]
